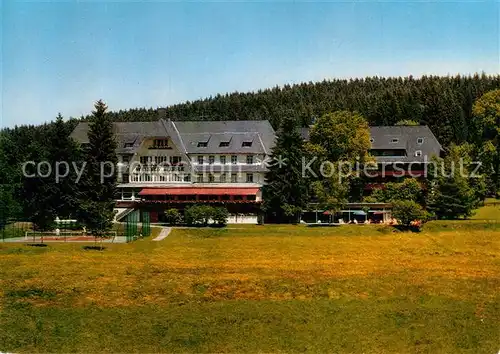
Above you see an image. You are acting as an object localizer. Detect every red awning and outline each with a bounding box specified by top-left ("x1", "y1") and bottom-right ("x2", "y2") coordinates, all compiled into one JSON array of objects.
[{"x1": 138, "y1": 187, "x2": 259, "y2": 196}]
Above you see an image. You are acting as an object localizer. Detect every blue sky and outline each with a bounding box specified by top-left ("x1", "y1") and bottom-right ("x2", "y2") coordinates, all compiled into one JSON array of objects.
[{"x1": 2, "y1": 1, "x2": 499, "y2": 127}]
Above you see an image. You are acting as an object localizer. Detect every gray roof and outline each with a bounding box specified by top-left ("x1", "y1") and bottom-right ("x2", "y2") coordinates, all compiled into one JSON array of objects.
[
  {"x1": 181, "y1": 132, "x2": 266, "y2": 154},
  {"x1": 70, "y1": 119, "x2": 276, "y2": 156},
  {"x1": 301, "y1": 125, "x2": 442, "y2": 163},
  {"x1": 369, "y1": 126, "x2": 442, "y2": 163},
  {"x1": 70, "y1": 121, "x2": 167, "y2": 154},
  {"x1": 173, "y1": 120, "x2": 275, "y2": 154}
]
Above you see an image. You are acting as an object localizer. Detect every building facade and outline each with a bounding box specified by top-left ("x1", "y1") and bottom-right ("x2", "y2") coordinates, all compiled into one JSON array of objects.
[
  {"x1": 71, "y1": 119, "x2": 442, "y2": 224},
  {"x1": 70, "y1": 119, "x2": 275, "y2": 223}
]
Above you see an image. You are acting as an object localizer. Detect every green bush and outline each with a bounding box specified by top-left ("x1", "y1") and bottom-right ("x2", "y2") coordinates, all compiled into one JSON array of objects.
[
  {"x1": 184, "y1": 205, "x2": 210, "y2": 226},
  {"x1": 164, "y1": 209, "x2": 183, "y2": 225},
  {"x1": 212, "y1": 207, "x2": 229, "y2": 226},
  {"x1": 184, "y1": 205, "x2": 228, "y2": 226},
  {"x1": 392, "y1": 200, "x2": 428, "y2": 228}
]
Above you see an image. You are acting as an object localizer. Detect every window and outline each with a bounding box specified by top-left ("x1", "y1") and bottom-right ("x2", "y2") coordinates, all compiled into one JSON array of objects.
[
  {"x1": 231, "y1": 173, "x2": 237, "y2": 183},
  {"x1": 140, "y1": 156, "x2": 150, "y2": 164},
  {"x1": 197, "y1": 141, "x2": 208, "y2": 148},
  {"x1": 415, "y1": 150, "x2": 422, "y2": 157},
  {"x1": 246, "y1": 173, "x2": 254, "y2": 183},
  {"x1": 184, "y1": 174, "x2": 191, "y2": 182},
  {"x1": 122, "y1": 155, "x2": 130, "y2": 163},
  {"x1": 231, "y1": 155, "x2": 238, "y2": 164},
  {"x1": 369, "y1": 138, "x2": 374, "y2": 143},
  {"x1": 417, "y1": 137, "x2": 424, "y2": 144},
  {"x1": 209, "y1": 155, "x2": 215, "y2": 164},
  {"x1": 220, "y1": 156, "x2": 226, "y2": 164},
  {"x1": 391, "y1": 138, "x2": 399, "y2": 144},
  {"x1": 197, "y1": 156, "x2": 204, "y2": 165},
  {"x1": 197, "y1": 174, "x2": 204, "y2": 183},
  {"x1": 209, "y1": 174, "x2": 215, "y2": 183},
  {"x1": 242, "y1": 141, "x2": 252, "y2": 147},
  {"x1": 151, "y1": 139, "x2": 170, "y2": 149},
  {"x1": 124, "y1": 143, "x2": 134, "y2": 148},
  {"x1": 219, "y1": 141, "x2": 230, "y2": 147},
  {"x1": 246, "y1": 155, "x2": 254, "y2": 164},
  {"x1": 170, "y1": 156, "x2": 181, "y2": 165},
  {"x1": 220, "y1": 173, "x2": 227, "y2": 182}
]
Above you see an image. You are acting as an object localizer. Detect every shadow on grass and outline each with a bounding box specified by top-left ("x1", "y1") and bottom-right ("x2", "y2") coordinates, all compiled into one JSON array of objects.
[
  {"x1": 392, "y1": 225, "x2": 422, "y2": 233},
  {"x1": 26, "y1": 243, "x2": 48, "y2": 247},
  {"x1": 82, "y1": 245, "x2": 106, "y2": 251}
]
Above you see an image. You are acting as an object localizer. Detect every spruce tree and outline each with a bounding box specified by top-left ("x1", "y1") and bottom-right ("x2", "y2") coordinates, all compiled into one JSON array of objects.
[
  {"x1": 427, "y1": 144, "x2": 480, "y2": 219},
  {"x1": 48, "y1": 114, "x2": 80, "y2": 218},
  {"x1": 77, "y1": 100, "x2": 118, "y2": 235},
  {"x1": 20, "y1": 133, "x2": 55, "y2": 230},
  {"x1": 262, "y1": 117, "x2": 308, "y2": 223}
]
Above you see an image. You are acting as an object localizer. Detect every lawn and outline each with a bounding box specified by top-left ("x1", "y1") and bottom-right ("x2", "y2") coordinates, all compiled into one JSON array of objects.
[{"x1": 0, "y1": 220, "x2": 499, "y2": 352}]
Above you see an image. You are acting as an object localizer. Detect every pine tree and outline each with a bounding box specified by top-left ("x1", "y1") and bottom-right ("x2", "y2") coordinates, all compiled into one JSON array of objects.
[
  {"x1": 427, "y1": 175, "x2": 477, "y2": 219},
  {"x1": 262, "y1": 117, "x2": 308, "y2": 223},
  {"x1": 76, "y1": 100, "x2": 118, "y2": 236},
  {"x1": 20, "y1": 138, "x2": 55, "y2": 230},
  {"x1": 427, "y1": 144, "x2": 479, "y2": 219},
  {"x1": 48, "y1": 114, "x2": 80, "y2": 218}
]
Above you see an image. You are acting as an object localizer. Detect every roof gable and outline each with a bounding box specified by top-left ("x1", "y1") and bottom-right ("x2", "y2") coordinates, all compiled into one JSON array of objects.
[{"x1": 70, "y1": 119, "x2": 276, "y2": 155}]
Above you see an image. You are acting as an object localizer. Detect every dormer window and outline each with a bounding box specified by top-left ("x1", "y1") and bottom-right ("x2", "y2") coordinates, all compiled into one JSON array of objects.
[
  {"x1": 242, "y1": 141, "x2": 252, "y2": 147},
  {"x1": 197, "y1": 141, "x2": 208, "y2": 148},
  {"x1": 415, "y1": 150, "x2": 422, "y2": 157},
  {"x1": 391, "y1": 138, "x2": 399, "y2": 144},
  {"x1": 219, "y1": 141, "x2": 230, "y2": 147},
  {"x1": 417, "y1": 137, "x2": 424, "y2": 144},
  {"x1": 124, "y1": 143, "x2": 134, "y2": 148}
]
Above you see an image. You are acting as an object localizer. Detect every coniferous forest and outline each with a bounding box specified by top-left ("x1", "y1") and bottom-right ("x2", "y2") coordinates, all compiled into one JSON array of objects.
[{"x1": 1, "y1": 74, "x2": 500, "y2": 224}]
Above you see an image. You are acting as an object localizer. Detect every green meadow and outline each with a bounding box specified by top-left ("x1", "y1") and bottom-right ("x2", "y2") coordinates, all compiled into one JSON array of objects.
[{"x1": 1, "y1": 212, "x2": 499, "y2": 353}]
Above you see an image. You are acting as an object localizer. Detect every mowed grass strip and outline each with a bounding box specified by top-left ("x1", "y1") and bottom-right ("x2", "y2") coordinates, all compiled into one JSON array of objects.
[{"x1": 0, "y1": 223, "x2": 499, "y2": 352}]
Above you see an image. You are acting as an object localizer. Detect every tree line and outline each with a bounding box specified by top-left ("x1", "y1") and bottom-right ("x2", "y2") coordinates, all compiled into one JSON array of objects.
[
  {"x1": 1, "y1": 74, "x2": 500, "y2": 228},
  {"x1": 92, "y1": 74, "x2": 500, "y2": 148},
  {"x1": 0, "y1": 101, "x2": 117, "y2": 234}
]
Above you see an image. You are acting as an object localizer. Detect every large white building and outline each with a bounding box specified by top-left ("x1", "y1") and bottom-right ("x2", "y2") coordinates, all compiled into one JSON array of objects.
[{"x1": 70, "y1": 118, "x2": 276, "y2": 223}]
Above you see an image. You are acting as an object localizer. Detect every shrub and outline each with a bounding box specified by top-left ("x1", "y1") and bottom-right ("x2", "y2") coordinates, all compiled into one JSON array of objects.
[
  {"x1": 212, "y1": 207, "x2": 229, "y2": 226},
  {"x1": 184, "y1": 206, "x2": 202, "y2": 225},
  {"x1": 391, "y1": 200, "x2": 428, "y2": 228},
  {"x1": 183, "y1": 206, "x2": 228, "y2": 227},
  {"x1": 164, "y1": 209, "x2": 183, "y2": 225},
  {"x1": 184, "y1": 205, "x2": 215, "y2": 226}
]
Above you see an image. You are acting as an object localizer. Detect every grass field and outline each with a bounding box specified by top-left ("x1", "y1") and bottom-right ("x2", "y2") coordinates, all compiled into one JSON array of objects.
[{"x1": 0, "y1": 214, "x2": 499, "y2": 352}]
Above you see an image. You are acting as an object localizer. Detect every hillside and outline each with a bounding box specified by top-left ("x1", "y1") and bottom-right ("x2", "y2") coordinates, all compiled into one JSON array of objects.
[{"x1": 95, "y1": 74, "x2": 500, "y2": 148}]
